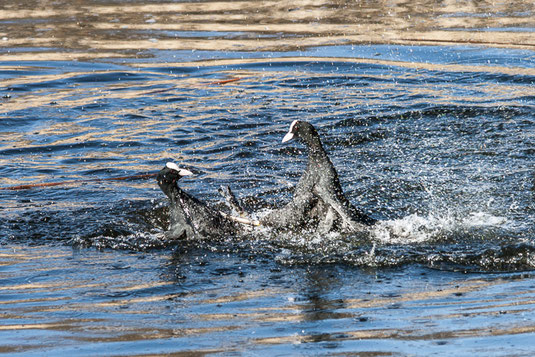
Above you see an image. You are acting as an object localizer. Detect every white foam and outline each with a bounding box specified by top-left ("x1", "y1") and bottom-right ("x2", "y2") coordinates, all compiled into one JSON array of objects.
[
  {"x1": 461, "y1": 211, "x2": 507, "y2": 227},
  {"x1": 371, "y1": 211, "x2": 508, "y2": 244}
]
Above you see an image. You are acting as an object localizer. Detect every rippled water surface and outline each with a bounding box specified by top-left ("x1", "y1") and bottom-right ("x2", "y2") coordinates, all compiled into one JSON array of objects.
[{"x1": 1, "y1": 0, "x2": 535, "y2": 355}]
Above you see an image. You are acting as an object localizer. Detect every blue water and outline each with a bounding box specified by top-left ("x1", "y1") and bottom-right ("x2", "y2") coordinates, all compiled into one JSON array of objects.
[{"x1": 1, "y1": 40, "x2": 535, "y2": 355}]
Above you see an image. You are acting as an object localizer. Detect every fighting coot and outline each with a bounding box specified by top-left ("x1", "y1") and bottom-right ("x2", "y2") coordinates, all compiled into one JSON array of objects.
[
  {"x1": 262, "y1": 120, "x2": 376, "y2": 232},
  {"x1": 157, "y1": 162, "x2": 239, "y2": 239}
]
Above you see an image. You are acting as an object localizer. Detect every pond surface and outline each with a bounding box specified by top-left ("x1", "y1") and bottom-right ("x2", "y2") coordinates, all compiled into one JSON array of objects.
[{"x1": 1, "y1": 0, "x2": 534, "y2": 355}]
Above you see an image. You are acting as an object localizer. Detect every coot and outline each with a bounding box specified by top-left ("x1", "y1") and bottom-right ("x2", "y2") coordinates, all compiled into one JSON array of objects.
[
  {"x1": 157, "y1": 162, "x2": 238, "y2": 239},
  {"x1": 262, "y1": 120, "x2": 376, "y2": 232}
]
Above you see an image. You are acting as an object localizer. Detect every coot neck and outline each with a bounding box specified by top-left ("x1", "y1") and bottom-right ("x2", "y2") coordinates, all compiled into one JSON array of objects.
[
  {"x1": 163, "y1": 182, "x2": 184, "y2": 204},
  {"x1": 303, "y1": 134, "x2": 329, "y2": 162}
]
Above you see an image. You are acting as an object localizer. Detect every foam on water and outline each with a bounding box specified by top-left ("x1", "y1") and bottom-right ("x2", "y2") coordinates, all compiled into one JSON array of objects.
[{"x1": 371, "y1": 211, "x2": 509, "y2": 244}]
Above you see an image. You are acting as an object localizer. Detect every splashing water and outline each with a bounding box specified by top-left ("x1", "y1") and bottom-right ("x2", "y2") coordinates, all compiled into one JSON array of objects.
[{"x1": 372, "y1": 211, "x2": 509, "y2": 245}]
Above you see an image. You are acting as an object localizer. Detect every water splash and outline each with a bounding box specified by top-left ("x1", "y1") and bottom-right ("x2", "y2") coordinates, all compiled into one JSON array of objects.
[{"x1": 371, "y1": 211, "x2": 509, "y2": 244}]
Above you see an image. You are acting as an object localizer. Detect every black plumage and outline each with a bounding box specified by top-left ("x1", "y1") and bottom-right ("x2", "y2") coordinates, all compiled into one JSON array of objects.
[
  {"x1": 261, "y1": 120, "x2": 376, "y2": 232},
  {"x1": 157, "y1": 163, "x2": 238, "y2": 239}
]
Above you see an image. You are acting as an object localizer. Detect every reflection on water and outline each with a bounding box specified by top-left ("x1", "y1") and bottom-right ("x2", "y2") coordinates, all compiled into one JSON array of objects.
[
  {"x1": 1, "y1": 49, "x2": 534, "y2": 258},
  {"x1": 1, "y1": 0, "x2": 535, "y2": 355},
  {"x1": 0, "y1": 0, "x2": 534, "y2": 61},
  {"x1": 2, "y1": 245, "x2": 535, "y2": 355}
]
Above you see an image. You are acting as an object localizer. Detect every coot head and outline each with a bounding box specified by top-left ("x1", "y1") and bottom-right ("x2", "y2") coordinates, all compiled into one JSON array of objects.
[
  {"x1": 282, "y1": 120, "x2": 320, "y2": 145},
  {"x1": 157, "y1": 162, "x2": 193, "y2": 198}
]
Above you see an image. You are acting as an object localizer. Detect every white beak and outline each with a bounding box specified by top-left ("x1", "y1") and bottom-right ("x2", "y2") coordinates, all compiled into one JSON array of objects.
[
  {"x1": 178, "y1": 169, "x2": 194, "y2": 176},
  {"x1": 166, "y1": 162, "x2": 193, "y2": 176},
  {"x1": 282, "y1": 132, "x2": 294, "y2": 143},
  {"x1": 282, "y1": 120, "x2": 298, "y2": 143}
]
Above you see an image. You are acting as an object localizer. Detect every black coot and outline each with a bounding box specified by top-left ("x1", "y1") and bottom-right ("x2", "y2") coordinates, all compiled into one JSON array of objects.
[
  {"x1": 157, "y1": 162, "x2": 238, "y2": 239},
  {"x1": 261, "y1": 120, "x2": 376, "y2": 232}
]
